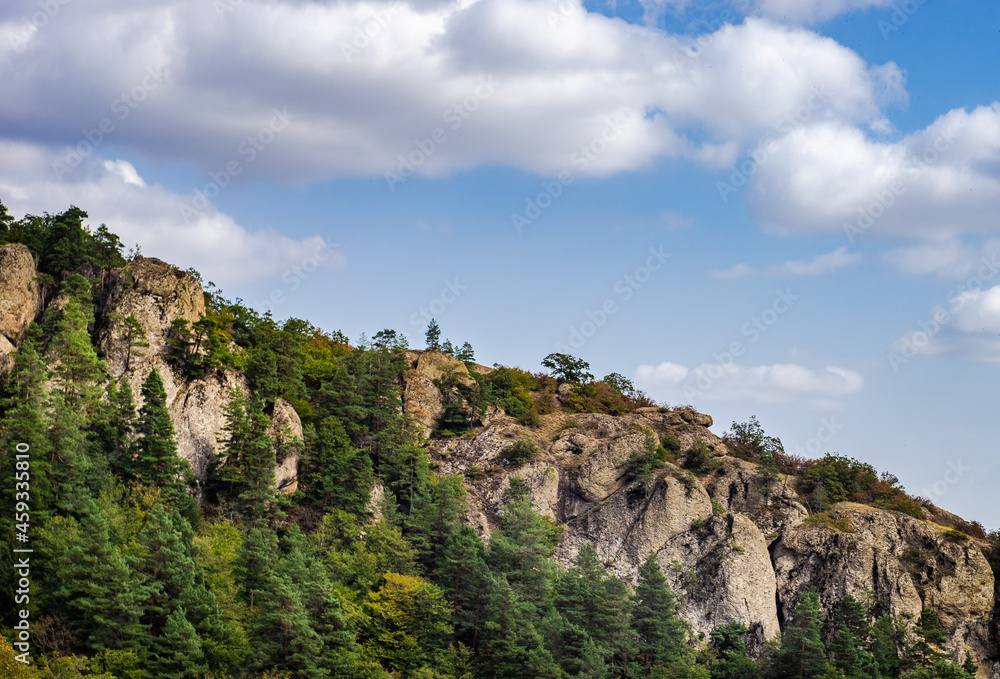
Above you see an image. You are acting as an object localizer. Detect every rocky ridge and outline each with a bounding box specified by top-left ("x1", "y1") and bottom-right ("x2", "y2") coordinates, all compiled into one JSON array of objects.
[
  {"x1": 1, "y1": 246, "x2": 301, "y2": 490},
  {"x1": 415, "y1": 377, "x2": 998, "y2": 676}
]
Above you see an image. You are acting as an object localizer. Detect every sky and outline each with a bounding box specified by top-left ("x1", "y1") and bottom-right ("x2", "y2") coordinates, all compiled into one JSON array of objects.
[{"x1": 1, "y1": 0, "x2": 998, "y2": 528}]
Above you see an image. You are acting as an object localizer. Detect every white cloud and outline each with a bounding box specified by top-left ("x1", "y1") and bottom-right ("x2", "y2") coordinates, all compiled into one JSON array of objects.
[
  {"x1": 736, "y1": 0, "x2": 896, "y2": 24},
  {"x1": 710, "y1": 247, "x2": 861, "y2": 278},
  {"x1": 889, "y1": 285, "x2": 1000, "y2": 363},
  {"x1": 746, "y1": 104, "x2": 1000, "y2": 240},
  {"x1": 884, "y1": 241, "x2": 1000, "y2": 280},
  {"x1": 634, "y1": 360, "x2": 863, "y2": 408},
  {"x1": 771, "y1": 246, "x2": 861, "y2": 275},
  {"x1": 0, "y1": 140, "x2": 345, "y2": 288},
  {"x1": 0, "y1": 1, "x2": 904, "y2": 183}
]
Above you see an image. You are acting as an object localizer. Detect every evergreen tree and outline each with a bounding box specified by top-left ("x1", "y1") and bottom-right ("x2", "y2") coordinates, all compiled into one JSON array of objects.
[
  {"x1": 49, "y1": 286, "x2": 107, "y2": 410},
  {"x1": 826, "y1": 595, "x2": 874, "y2": 679},
  {"x1": 554, "y1": 544, "x2": 633, "y2": 677},
  {"x1": 234, "y1": 527, "x2": 279, "y2": 612},
  {"x1": 486, "y1": 490, "x2": 558, "y2": 618},
  {"x1": 631, "y1": 552, "x2": 689, "y2": 671},
  {"x1": 146, "y1": 607, "x2": 207, "y2": 679},
  {"x1": 214, "y1": 390, "x2": 276, "y2": 523},
  {"x1": 457, "y1": 341, "x2": 475, "y2": 363},
  {"x1": 109, "y1": 313, "x2": 149, "y2": 374},
  {"x1": 302, "y1": 416, "x2": 373, "y2": 516},
  {"x1": 129, "y1": 369, "x2": 188, "y2": 500},
  {"x1": 708, "y1": 622, "x2": 758, "y2": 679},
  {"x1": 477, "y1": 576, "x2": 561, "y2": 679},
  {"x1": 54, "y1": 501, "x2": 143, "y2": 653},
  {"x1": 408, "y1": 474, "x2": 467, "y2": 572},
  {"x1": 426, "y1": 319, "x2": 442, "y2": 351},
  {"x1": 774, "y1": 588, "x2": 828, "y2": 679},
  {"x1": 249, "y1": 569, "x2": 327, "y2": 678},
  {"x1": 435, "y1": 525, "x2": 493, "y2": 648}
]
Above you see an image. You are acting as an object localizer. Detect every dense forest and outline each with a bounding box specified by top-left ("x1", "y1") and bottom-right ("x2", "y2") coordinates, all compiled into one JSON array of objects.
[{"x1": 0, "y1": 202, "x2": 997, "y2": 679}]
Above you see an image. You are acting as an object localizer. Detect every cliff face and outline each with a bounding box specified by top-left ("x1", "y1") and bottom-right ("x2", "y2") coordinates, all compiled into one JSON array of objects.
[
  {"x1": 0, "y1": 253, "x2": 300, "y2": 490},
  {"x1": 0, "y1": 244, "x2": 42, "y2": 373},
  {"x1": 420, "y1": 382, "x2": 998, "y2": 675}
]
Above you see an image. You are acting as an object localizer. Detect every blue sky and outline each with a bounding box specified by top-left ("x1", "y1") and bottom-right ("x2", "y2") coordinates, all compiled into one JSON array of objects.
[{"x1": 2, "y1": 0, "x2": 998, "y2": 527}]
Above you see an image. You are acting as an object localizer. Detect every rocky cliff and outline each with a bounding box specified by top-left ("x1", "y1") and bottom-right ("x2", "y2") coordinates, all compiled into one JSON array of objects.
[
  {"x1": 0, "y1": 246, "x2": 300, "y2": 490},
  {"x1": 413, "y1": 370, "x2": 998, "y2": 676}
]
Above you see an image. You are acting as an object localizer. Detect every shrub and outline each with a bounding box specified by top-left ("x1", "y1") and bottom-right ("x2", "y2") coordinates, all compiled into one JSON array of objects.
[
  {"x1": 464, "y1": 465, "x2": 484, "y2": 479},
  {"x1": 711, "y1": 499, "x2": 725, "y2": 515},
  {"x1": 684, "y1": 440, "x2": 712, "y2": 473},
  {"x1": 944, "y1": 529, "x2": 969, "y2": 542},
  {"x1": 501, "y1": 440, "x2": 539, "y2": 468},
  {"x1": 627, "y1": 431, "x2": 672, "y2": 482}
]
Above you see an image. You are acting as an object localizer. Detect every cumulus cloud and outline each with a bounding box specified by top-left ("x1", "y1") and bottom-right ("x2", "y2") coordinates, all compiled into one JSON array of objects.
[
  {"x1": 0, "y1": 140, "x2": 345, "y2": 288},
  {"x1": 0, "y1": 0, "x2": 903, "y2": 183},
  {"x1": 634, "y1": 360, "x2": 863, "y2": 409},
  {"x1": 891, "y1": 284, "x2": 1000, "y2": 363},
  {"x1": 884, "y1": 241, "x2": 1000, "y2": 280},
  {"x1": 746, "y1": 104, "x2": 1000, "y2": 241},
  {"x1": 710, "y1": 246, "x2": 861, "y2": 278}
]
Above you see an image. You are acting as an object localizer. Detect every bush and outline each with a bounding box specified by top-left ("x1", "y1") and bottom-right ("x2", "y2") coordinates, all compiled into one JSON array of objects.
[
  {"x1": 501, "y1": 440, "x2": 539, "y2": 468},
  {"x1": 711, "y1": 499, "x2": 725, "y2": 515},
  {"x1": 627, "y1": 431, "x2": 672, "y2": 482},
  {"x1": 684, "y1": 440, "x2": 712, "y2": 473},
  {"x1": 944, "y1": 529, "x2": 969, "y2": 542}
]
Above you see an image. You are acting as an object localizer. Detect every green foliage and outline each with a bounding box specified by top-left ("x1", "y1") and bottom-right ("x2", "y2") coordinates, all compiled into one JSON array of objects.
[
  {"x1": 632, "y1": 552, "x2": 690, "y2": 671},
  {"x1": 425, "y1": 319, "x2": 442, "y2": 351},
  {"x1": 127, "y1": 369, "x2": 191, "y2": 504},
  {"x1": 683, "y1": 440, "x2": 713, "y2": 473},
  {"x1": 211, "y1": 390, "x2": 276, "y2": 524},
  {"x1": 482, "y1": 365, "x2": 539, "y2": 426},
  {"x1": 627, "y1": 431, "x2": 673, "y2": 483},
  {"x1": 774, "y1": 588, "x2": 828, "y2": 679},
  {"x1": 541, "y1": 353, "x2": 594, "y2": 383},
  {"x1": 501, "y1": 440, "x2": 539, "y2": 468},
  {"x1": 943, "y1": 529, "x2": 969, "y2": 542},
  {"x1": 0, "y1": 204, "x2": 125, "y2": 280},
  {"x1": 804, "y1": 512, "x2": 857, "y2": 533}
]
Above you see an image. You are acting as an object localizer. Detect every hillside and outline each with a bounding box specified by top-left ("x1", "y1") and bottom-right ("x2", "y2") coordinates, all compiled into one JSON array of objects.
[{"x1": 0, "y1": 208, "x2": 998, "y2": 679}]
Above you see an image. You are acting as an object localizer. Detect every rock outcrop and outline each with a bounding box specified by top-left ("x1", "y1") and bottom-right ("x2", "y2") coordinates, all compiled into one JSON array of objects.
[
  {"x1": 0, "y1": 244, "x2": 41, "y2": 372},
  {"x1": 270, "y1": 397, "x2": 304, "y2": 493},
  {"x1": 773, "y1": 504, "x2": 995, "y2": 670},
  {"x1": 402, "y1": 350, "x2": 476, "y2": 436},
  {"x1": 425, "y1": 393, "x2": 997, "y2": 674}
]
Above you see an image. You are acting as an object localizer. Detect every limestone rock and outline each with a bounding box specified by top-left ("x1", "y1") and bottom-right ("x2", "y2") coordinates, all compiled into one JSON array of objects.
[
  {"x1": 773, "y1": 504, "x2": 995, "y2": 669},
  {"x1": 705, "y1": 457, "x2": 808, "y2": 537},
  {"x1": 270, "y1": 398, "x2": 303, "y2": 494},
  {"x1": 97, "y1": 257, "x2": 205, "y2": 378},
  {"x1": 0, "y1": 244, "x2": 41, "y2": 359},
  {"x1": 658, "y1": 513, "x2": 780, "y2": 648},
  {"x1": 402, "y1": 349, "x2": 475, "y2": 436}
]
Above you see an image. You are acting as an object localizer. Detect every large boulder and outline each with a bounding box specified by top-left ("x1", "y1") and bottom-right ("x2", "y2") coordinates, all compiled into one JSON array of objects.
[{"x1": 402, "y1": 350, "x2": 476, "y2": 436}]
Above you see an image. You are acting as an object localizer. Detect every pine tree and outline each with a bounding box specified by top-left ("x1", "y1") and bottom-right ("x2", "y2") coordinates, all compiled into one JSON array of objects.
[
  {"x1": 435, "y1": 525, "x2": 493, "y2": 648},
  {"x1": 54, "y1": 501, "x2": 143, "y2": 653},
  {"x1": 249, "y1": 570, "x2": 328, "y2": 679},
  {"x1": 477, "y1": 575, "x2": 561, "y2": 679},
  {"x1": 303, "y1": 416, "x2": 373, "y2": 516},
  {"x1": 554, "y1": 544, "x2": 633, "y2": 677},
  {"x1": 457, "y1": 342, "x2": 475, "y2": 363},
  {"x1": 631, "y1": 552, "x2": 689, "y2": 671},
  {"x1": 215, "y1": 390, "x2": 276, "y2": 523},
  {"x1": 708, "y1": 622, "x2": 757, "y2": 679},
  {"x1": 133, "y1": 505, "x2": 226, "y2": 675},
  {"x1": 109, "y1": 313, "x2": 149, "y2": 374},
  {"x1": 486, "y1": 491, "x2": 558, "y2": 618},
  {"x1": 146, "y1": 607, "x2": 207, "y2": 678},
  {"x1": 426, "y1": 319, "x2": 442, "y2": 351},
  {"x1": 49, "y1": 289, "x2": 107, "y2": 409},
  {"x1": 408, "y1": 474, "x2": 467, "y2": 572},
  {"x1": 827, "y1": 595, "x2": 874, "y2": 679},
  {"x1": 129, "y1": 369, "x2": 189, "y2": 500},
  {"x1": 775, "y1": 588, "x2": 828, "y2": 679},
  {"x1": 234, "y1": 527, "x2": 279, "y2": 612}
]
